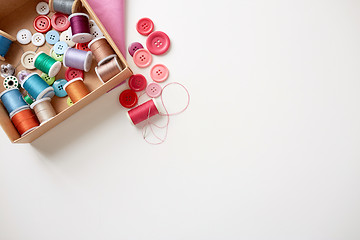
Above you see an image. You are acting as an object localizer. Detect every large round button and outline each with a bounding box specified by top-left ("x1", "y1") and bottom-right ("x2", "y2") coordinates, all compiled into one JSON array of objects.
[
  {"x1": 33, "y1": 15, "x2": 51, "y2": 33},
  {"x1": 65, "y1": 67, "x2": 84, "y2": 81},
  {"x1": 52, "y1": 79, "x2": 68, "y2": 97},
  {"x1": 36, "y1": 2, "x2": 49, "y2": 15},
  {"x1": 128, "y1": 74, "x2": 147, "y2": 92},
  {"x1": 119, "y1": 89, "x2": 138, "y2": 108},
  {"x1": 136, "y1": 18, "x2": 154, "y2": 36},
  {"x1": 146, "y1": 82, "x2": 162, "y2": 98},
  {"x1": 75, "y1": 42, "x2": 90, "y2": 51},
  {"x1": 128, "y1": 42, "x2": 143, "y2": 57},
  {"x1": 45, "y1": 30, "x2": 60, "y2": 45},
  {"x1": 16, "y1": 29, "x2": 32, "y2": 45},
  {"x1": 21, "y1": 51, "x2": 36, "y2": 69},
  {"x1": 51, "y1": 13, "x2": 70, "y2": 32},
  {"x1": 50, "y1": 47, "x2": 64, "y2": 62},
  {"x1": 41, "y1": 73, "x2": 55, "y2": 86},
  {"x1": 31, "y1": 32, "x2": 45, "y2": 47},
  {"x1": 146, "y1": 31, "x2": 171, "y2": 55},
  {"x1": 54, "y1": 41, "x2": 68, "y2": 55},
  {"x1": 150, "y1": 64, "x2": 169, "y2": 83},
  {"x1": 133, "y1": 49, "x2": 152, "y2": 68},
  {"x1": 60, "y1": 29, "x2": 75, "y2": 47}
]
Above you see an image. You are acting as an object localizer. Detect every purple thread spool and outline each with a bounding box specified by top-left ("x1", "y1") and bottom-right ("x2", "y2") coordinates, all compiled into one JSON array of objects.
[
  {"x1": 63, "y1": 48, "x2": 93, "y2": 72},
  {"x1": 68, "y1": 13, "x2": 92, "y2": 43}
]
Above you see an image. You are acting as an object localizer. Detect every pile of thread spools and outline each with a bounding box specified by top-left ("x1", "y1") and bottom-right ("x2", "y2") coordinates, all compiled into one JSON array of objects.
[{"x1": 0, "y1": 0, "x2": 123, "y2": 137}]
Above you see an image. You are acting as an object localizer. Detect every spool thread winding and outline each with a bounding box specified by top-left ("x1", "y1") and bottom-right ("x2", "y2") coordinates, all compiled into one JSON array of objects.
[
  {"x1": 0, "y1": 88, "x2": 28, "y2": 116},
  {"x1": 64, "y1": 78, "x2": 90, "y2": 103},
  {"x1": 30, "y1": 98, "x2": 56, "y2": 124},
  {"x1": 34, "y1": 52, "x2": 61, "y2": 78},
  {"x1": 64, "y1": 48, "x2": 93, "y2": 72},
  {"x1": 69, "y1": 13, "x2": 92, "y2": 43},
  {"x1": 11, "y1": 108, "x2": 39, "y2": 136},
  {"x1": 95, "y1": 57, "x2": 122, "y2": 83},
  {"x1": 52, "y1": 0, "x2": 75, "y2": 15},
  {"x1": 22, "y1": 73, "x2": 55, "y2": 100},
  {"x1": 128, "y1": 99, "x2": 160, "y2": 125},
  {"x1": 0, "y1": 30, "x2": 15, "y2": 61},
  {"x1": 88, "y1": 37, "x2": 116, "y2": 65}
]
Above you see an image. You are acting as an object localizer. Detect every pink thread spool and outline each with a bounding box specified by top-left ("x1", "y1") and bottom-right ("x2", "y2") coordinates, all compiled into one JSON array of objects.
[{"x1": 127, "y1": 99, "x2": 160, "y2": 125}]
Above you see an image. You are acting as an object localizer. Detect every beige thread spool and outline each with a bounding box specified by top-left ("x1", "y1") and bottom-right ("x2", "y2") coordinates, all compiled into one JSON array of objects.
[
  {"x1": 64, "y1": 77, "x2": 90, "y2": 103},
  {"x1": 30, "y1": 98, "x2": 56, "y2": 125},
  {"x1": 95, "y1": 57, "x2": 123, "y2": 83},
  {"x1": 88, "y1": 37, "x2": 117, "y2": 66}
]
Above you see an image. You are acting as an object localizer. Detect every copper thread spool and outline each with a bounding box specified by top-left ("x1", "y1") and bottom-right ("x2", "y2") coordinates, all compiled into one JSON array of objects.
[
  {"x1": 30, "y1": 98, "x2": 56, "y2": 125},
  {"x1": 10, "y1": 107, "x2": 39, "y2": 136},
  {"x1": 95, "y1": 57, "x2": 123, "y2": 83},
  {"x1": 64, "y1": 77, "x2": 90, "y2": 103},
  {"x1": 88, "y1": 37, "x2": 117, "y2": 65}
]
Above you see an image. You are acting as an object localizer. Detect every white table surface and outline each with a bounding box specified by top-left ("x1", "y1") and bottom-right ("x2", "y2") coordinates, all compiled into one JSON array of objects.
[{"x1": 1, "y1": 0, "x2": 360, "y2": 239}]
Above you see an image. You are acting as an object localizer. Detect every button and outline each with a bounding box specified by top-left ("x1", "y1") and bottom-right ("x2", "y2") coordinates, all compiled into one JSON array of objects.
[
  {"x1": 33, "y1": 15, "x2": 51, "y2": 33},
  {"x1": 65, "y1": 67, "x2": 84, "y2": 81},
  {"x1": 150, "y1": 64, "x2": 169, "y2": 83},
  {"x1": 36, "y1": 2, "x2": 49, "y2": 15},
  {"x1": 41, "y1": 73, "x2": 55, "y2": 86},
  {"x1": 21, "y1": 51, "x2": 36, "y2": 69},
  {"x1": 52, "y1": 79, "x2": 68, "y2": 97},
  {"x1": 3, "y1": 76, "x2": 19, "y2": 89},
  {"x1": 146, "y1": 82, "x2": 162, "y2": 98},
  {"x1": 45, "y1": 30, "x2": 60, "y2": 45},
  {"x1": 60, "y1": 29, "x2": 75, "y2": 47},
  {"x1": 89, "y1": 20, "x2": 104, "y2": 39},
  {"x1": 128, "y1": 74, "x2": 147, "y2": 92},
  {"x1": 51, "y1": 13, "x2": 70, "y2": 32},
  {"x1": 31, "y1": 32, "x2": 45, "y2": 47},
  {"x1": 136, "y1": 18, "x2": 154, "y2": 36},
  {"x1": 50, "y1": 47, "x2": 64, "y2": 62},
  {"x1": 128, "y1": 42, "x2": 143, "y2": 57},
  {"x1": 54, "y1": 41, "x2": 68, "y2": 55},
  {"x1": 16, "y1": 29, "x2": 32, "y2": 45},
  {"x1": 75, "y1": 42, "x2": 90, "y2": 51},
  {"x1": 67, "y1": 97, "x2": 73, "y2": 106},
  {"x1": 119, "y1": 89, "x2": 138, "y2": 108},
  {"x1": 146, "y1": 31, "x2": 171, "y2": 55},
  {"x1": 133, "y1": 49, "x2": 152, "y2": 68}
]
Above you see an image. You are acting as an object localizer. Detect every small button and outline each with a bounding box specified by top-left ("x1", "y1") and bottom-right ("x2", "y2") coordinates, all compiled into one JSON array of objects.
[
  {"x1": 3, "y1": 76, "x2": 19, "y2": 89},
  {"x1": 76, "y1": 42, "x2": 91, "y2": 51},
  {"x1": 41, "y1": 73, "x2": 55, "y2": 86},
  {"x1": 21, "y1": 51, "x2": 36, "y2": 69},
  {"x1": 50, "y1": 47, "x2": 64, "y2": 62},
  {"x1": 36, "y1": 2, "x2": 49, "y2": 15},
  {"x1": 67, "y1": 97, "x2": 73, "y2": 106},
  {"x1": 133, "y1": 49, "x2": 152, "y2": 68},
  {"x1": 128, "y1": 74, "x2": 147, "y2": 92},
  {"x1": 146, "y1": 82, "x2": 162, "y2": 98},
  {"x1": 33, "y1": 15, "x2": 51, "y2": 33},
  {"x1": 54, "y1": 41, "x2": 68, "y2": 55},
  {"x1": 119, "y1": 89, "x2": 138, "y2": 108},
  {"x1": 51, "y1": 13, "x2": 70, "y2": 32},
  {"x1": 136, "y1": 18, "x2": 154, "y2": 36},
  {"x1": 89, "y1": 20, "x2": 104, "y2": 39},
  {"x1": 150, "y1": 64, "x2": 169, "y2": 83},
  {"x1": 45, "y1": 30, "x2": 60, "y2": 45},
  {"x1": 65, "y1": 67, "x2": 84, "y2": 81},
  {"x1": 128, "y1": 42, "x2": 144, "y2": 57},
  {"x1": 146, "y1": 31, "x2": 171, "y2": 55},
  {"x1": 31, "y1": 32, "x2": 45, "y2": 47},
  {"x1": 60, "y1": 29, "x2": 75, "y2": 47},
  {"x1": 16, "y1": 29, "x2": 32, "y2": 45},
  {"x1": 52, "y1": 79, "x2": 68, "y2": 97}
]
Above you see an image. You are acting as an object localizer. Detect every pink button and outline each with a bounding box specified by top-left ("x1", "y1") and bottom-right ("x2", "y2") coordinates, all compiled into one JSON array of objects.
[
  {"x1": 146, "y1": 82, "x2": 162, "y2": 98},
  {"x1": 65, "y1": 67, "x2": 84, "y2": 81},
  {"x1": 136, "y1": 18, "x2": 154, "y2": 36},
  {"x1": 129, "y1": 74, "x2": 147, "y2": 92},
  {"x1": 33, "y1": 16, "x2": 51, "y2": 33},
  {"x1": 150, "y1": 64, "x2": 169, "y2": 83},
  {"x1": 146, "y1": 31, "x2": 170, "y2": 55},
  {"x1": 51, "y1": 13, "x2": 70, "y2": 32},
  {"x1": 133, "y1": 49, "x2": 152, "y2": 68}
]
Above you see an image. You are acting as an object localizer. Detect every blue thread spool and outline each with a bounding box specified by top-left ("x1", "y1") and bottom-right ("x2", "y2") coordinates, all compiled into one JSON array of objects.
[
  {"x1": 21, "y1": 73, "x2": 55, "y2": 100},
  {"x1": 0, "y1": 88, "x2": 29, "y2": 116},
  {"x1": 0, "y1": 30, "x2": 16, "y2": 61}
]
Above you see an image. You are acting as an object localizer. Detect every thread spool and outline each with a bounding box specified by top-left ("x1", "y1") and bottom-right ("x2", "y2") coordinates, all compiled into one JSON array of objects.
[
  {"x1": 68, "y1": 13, "x2": 92, "y2": 43},
  {"x1": 3, "y1": 76, "x2": 19, "y2": 90},
  {"x1": 49, "y1": 0, "x2": 81, "y2": 14},
  {"x1": 30, "y1": 97, "x2": 56, "y2": 124},
  {"x1": 0, "y1": 30, "x2": 16, "y2": 61},
  {"x1": 34, "y1": 52, "x2": 62, "y2": 78},
  {"x1": 63, "y1": 48, "x2": 92, "y2": 72},
  {"x1": 0, "y1": 88, "x2": 28, "y2": 116},
  {"x1": 95, "y1": 57, "x2": 123, "y2": 83},
  {"x1": 64, "y1": 77, "x2": 90, "y2": 103},
  {"x1": 10, "y1": 107, "x2": 39, "y2": 136},
  {"x1": 22, "y1": 73, "x2": 55, "y2": 100},
  {"x1": 88, "y1": 37, "x2": 117, "y2": 66},
  {"x1": 127, "y1": 99, "x2": 160, "y2": 125}
]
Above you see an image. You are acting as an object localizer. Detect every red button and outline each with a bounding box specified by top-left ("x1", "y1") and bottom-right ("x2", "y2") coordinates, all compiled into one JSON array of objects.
[
  {"x1": 146, "y1": 31, "x2": 170, "y2": 55},
  {"x1": 33, "y1": 16, "x2": 51, "y2": 33},
  {"x1": 128, "y1": 74, "x2": 147, "y2": 92},
  {"x1": 65, "y1": 68, "x2": 84, "y2": 81},
  {"x1": 136, "y1": 18, "x2": 154, "y2": 36},
  {"x1": 119, "y1": 89, "x2": 138, "y2": 108},
  {"x1": 76, "y1": 42, "x2": 91, "y2": 51},
  {"x1": 51, "y1": 13, "x2": 70, "y2": 32}
]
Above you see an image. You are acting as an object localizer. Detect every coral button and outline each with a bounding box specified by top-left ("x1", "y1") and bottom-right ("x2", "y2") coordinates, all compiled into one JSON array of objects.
[
  {"x1": 119, "y1": 89, "x2": 138, "y2": 108},
  {"x1": 146, "y1": 31, "x2": 170, "y2": 55},
  {"x1": 33, "y1": 15, "x2": 51, "y2": 33},
  {"x1": 76, "y1": 42, "x2": 91, "y2": 51},
  {"x1": 136, "y1": 18, "x2": 154, "y2": 36},
  {"x1": 146, "y1": 82, "x2": 162, "y2": 98},
  {"x1": 133, "y1": 49, "x2": 152, "y2": 68},
  {"x1": 51, "y1": 13, "x2": 70, "y2": 32},
  {"x1": 150, "y1": 64, "x2": 169, "y2": 83},
  {"x1": 65, "y1": 67, "x2": 84, "y2": 81},
  {"x1": 128, "y1": 74, "x2": 147, "y2": 92}
]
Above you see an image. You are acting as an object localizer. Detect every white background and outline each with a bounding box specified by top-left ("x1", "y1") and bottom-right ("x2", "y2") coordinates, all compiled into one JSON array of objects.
[{"x1": 1, "y1": 0, "x2": 360, "y2": 239}]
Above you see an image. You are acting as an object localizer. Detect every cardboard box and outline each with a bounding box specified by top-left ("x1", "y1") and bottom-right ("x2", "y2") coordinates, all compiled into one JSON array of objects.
[{"x1": 0, "y1": 0, "x2": 132, "y2": 143}]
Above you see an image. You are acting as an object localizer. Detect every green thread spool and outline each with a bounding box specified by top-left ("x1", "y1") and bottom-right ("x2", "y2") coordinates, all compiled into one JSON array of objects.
[{"x1": 34, "y1": 52, "x2": 62, "y2": 78}]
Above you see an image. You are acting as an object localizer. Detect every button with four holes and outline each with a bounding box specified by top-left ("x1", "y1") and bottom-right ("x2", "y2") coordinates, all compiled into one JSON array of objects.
[
  {"x1": 33, "y1": 15, "x2": 51, "y2": 33},
  {"x1": 51, "y1": 13, "x2": 70, "y2": 32},
  {"x1": 60, "y1": 29, "x2": 75, "y2": 47},
  {"x1": 17, "y1": 29, "x2": 32, "y2": 45},
  {"x1": 41, "y1": 73, "x2": 55, "y2": 86},
  {"x1": 52, "y1": 79, "x2": 68, "y2": 97},
  {"x1": 54, "y1": 41, "x2": 68, "y2": 55},
  {"x1": 136, "y1": 18, "x2": 154, "y2": 36},
  {"x1": 129, "y1": 74, "x2": 147, "y2": 92},
  {"x1": 128, "y1": 42, "x2": 144, "y2": 57},
  {"x1": 76, "y1": 42, "x2": 91, "y2": 51},
  {"x1": 65, "y1": 67, "x2": 84, "y2": 81},
  {"x1": 133, "y1": 49, "x2": 152, "y2": 68},
  {"x1": 36, "y1": 2, "x2": 50, "y2": 15},
  {"x1": 50, "y1": 47, "x2": 64, "y2": 62},
  {"x1": 150, "y1": 64, "x2": 169, "y2": 83},
  {"x1": 31, "y1": 32, "x2": 45, "y2": 47},
  {"x1": 146, "y1": 82, "x2": 162, "y2": 98},
  {"x1": 67, "y1": 97, "x2": 73, "y2": 106},
  {"x1": 146, "y1": 31, "x2": 170, "y2": 55},
  {"x1": 89, "y1": 20, "x2": 103, "y2": 39},
  {"x1": 45, "y1": 30, "x2": 60, "y2": 45},
  {"x1": 21, "y1": 51, "x2": 36, "y2": 69},
  {"x1": 119, "y1": 89, "x2": 138, "y2": 108}
]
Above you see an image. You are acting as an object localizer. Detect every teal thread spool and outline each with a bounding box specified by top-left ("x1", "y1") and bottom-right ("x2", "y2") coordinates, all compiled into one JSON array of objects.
[
  {"x1": 34, "y1": 52, "x2": 62, "y2": 78},
  {"x1": 0, "y1": 88, "x2": 29, "y2": 116},
  {"x1": 21, "y1": 73, "x2": 55, "y2": 100},
  {"x1": 0, "y1": 30, "x2": 16, "y2": 61}
]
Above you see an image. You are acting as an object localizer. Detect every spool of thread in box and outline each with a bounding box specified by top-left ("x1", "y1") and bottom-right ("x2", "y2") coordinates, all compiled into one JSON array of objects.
[
  {"x1": 0, "y1": 30, "x2": 16, "y2": 62},
  {"x1": 34, "y1": 52, "x2": 62, "y2": 78},
  {"x1": 0, "y1": 88, "x2": 29, "y2": 116},
  {"x1": 22, "y1": 73, "x2": 55, "y2": 100},
  {"x1": 30, "y1": 98, "x2": 56, "y2": 125},
  {"x1": 51, "y1": 0, "x2": 81, "y2": 15},
  {"x1": 64, "y1": 77, "x2": 90, "y2": 103},
  {"x1": 10, "y1": 107, "x2": 39, "y2": 136},
  {"x1": 95, "y1": 57, "x2": 123, "y2": 83},
  {"x1": 63, "y1": 48, "x2": 92, "y2": 72},
  {"x1": 68, "y1": 13, "x2": 92, "y2": 43},
  {"x1": 127, "y1": 99, "x2": 160, "y2": 125},
  {"x1": 88, "y1": 37, "x2": 117, "y2": 66}
]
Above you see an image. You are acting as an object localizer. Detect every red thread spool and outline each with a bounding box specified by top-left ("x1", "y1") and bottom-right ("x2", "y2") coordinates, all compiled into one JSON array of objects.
[
  {"x1": 127, "y1": 99, "x2": 160, "y2": 125},
  {"x1": 10, "y1": 107, "x2": 39, "y2": 136}
]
